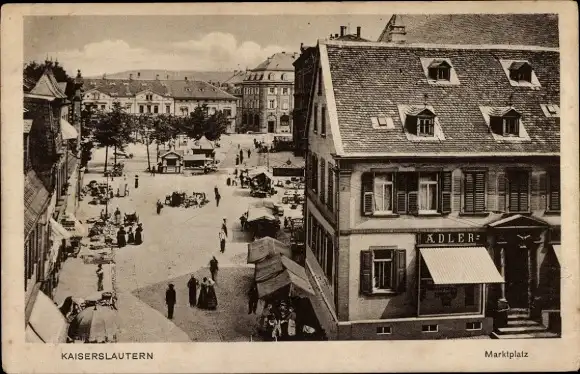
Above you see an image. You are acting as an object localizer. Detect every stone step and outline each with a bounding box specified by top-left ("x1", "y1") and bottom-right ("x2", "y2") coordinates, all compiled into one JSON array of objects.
[
  {"x1": 506, "y1": 319, "x2": 541, "y2": 327},
  {"x1": 507, "y1": 313, "x2": 530, "y2": 320},
  {"x1": 491, "y1": 331, "x2": 560, "y2": 339},
  {"x1": 498, "y1": 325, "x2": 547, "y2": 334}
]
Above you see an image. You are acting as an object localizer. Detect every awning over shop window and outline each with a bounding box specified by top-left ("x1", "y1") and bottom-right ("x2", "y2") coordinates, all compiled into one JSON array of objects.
[
  {"x1": 50, "y1": 218, "x2": 71, "y2": 240},
  {"x1": 247, "y1": 236, "x2": 292, "y2": 263},
  {"x1": 60, "y1": 119, "x2": 78, "y2": 140},
  {"x1": 26, "y1": 291, "x2": 69, "y2": 343},
  {"x1": 61, "y1": 213, "x2": 88, "y2": 237},
  {"x1": 552, "y1": 245, "x2": 562, "y2": 265},
  {"x1": 420, "y1": 246, "x2": 504, "y2": 285}
]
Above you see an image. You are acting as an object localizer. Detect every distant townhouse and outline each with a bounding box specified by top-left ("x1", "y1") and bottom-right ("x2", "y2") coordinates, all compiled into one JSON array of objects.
[
  {"x1": 241, "y1": 52, "x2": 299, "y2": 134},
  {"x1": 81, "y1": 75, "x2": 238, "y2": 133},
  {"x1": 293, "y1": 26, "x2": 368, "y2": 156},
  {"x1": 222, "y1": 70, "x2": 246, "y2": 132},
  {"x1": 303, "y1": 37, "x2": 561, "y2": 340}
]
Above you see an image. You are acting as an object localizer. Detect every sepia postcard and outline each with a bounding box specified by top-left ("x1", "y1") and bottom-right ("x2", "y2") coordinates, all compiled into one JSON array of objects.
[{"x1": 2, "y1": 2, "x2": 579, "y2": 373}]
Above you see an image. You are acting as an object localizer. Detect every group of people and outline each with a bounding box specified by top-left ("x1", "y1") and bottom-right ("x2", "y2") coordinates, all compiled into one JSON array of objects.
[
  {"x1": 164, "y1": 269, "x2": 219, "y2": 320},
  {"x1": 116, "y1": 222, "x2": 143, "y2": 247},
  {"x1": 235, "y1": 145, "x2": 251, "y2": 166},
  {"x1": 258, "y1": 300, "x2": 297, "y2": 341}
]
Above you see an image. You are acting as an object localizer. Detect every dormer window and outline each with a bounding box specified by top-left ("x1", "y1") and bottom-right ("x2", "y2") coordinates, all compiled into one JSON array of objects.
[
  {"x1": 508, "y1": 61, "x2": 532, "y2": 83},
  {"x1": 405, "y1": 108, "x2": 436, "y2": 137},
  {"x1": 489, "y1": 108, "x2": 521, "y2": 137},
  {"x1": 541, "y1": 104, "x2": 560, "y2": 118},
  {"x1": 427, "y1": 60, "x2": 451, "y2": 81}
]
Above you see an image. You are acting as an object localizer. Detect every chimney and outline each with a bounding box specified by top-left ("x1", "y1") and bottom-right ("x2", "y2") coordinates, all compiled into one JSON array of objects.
[
  {"x1": 335, "y1": 33, "x2": 339, "y2": 38},
  {"x1": 185, "y1": 76, "x2": 188, "y2": 81},
  {"x1": 129, "y1": 73, "x2": 133, "y2": 80},
  {"x1": 137, "y1": 72, "x2": 141, "y2": 78},
  {"x1": 388, "y1": 15, "x2": 407, "y2": 44},
  {"x1": 340, "y1": 26, "x2": 346, "y2": 37},
  {"x1": 156, "y1": 74, "x2": 159, "y2": 80},
  {"x1": 357, "y1": 26, "x2": 361, "y2": 38}
]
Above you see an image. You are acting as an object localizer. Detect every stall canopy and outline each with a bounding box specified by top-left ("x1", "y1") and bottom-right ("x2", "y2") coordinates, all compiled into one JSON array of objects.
[
  {"x1": 184, "y1": 154, "x2": 208, "y2": 161},
  {"x1": 420, "y1": 247, "x2": 504, "y2": 285},
  {"x1": 257, "y1": 268, "x2": 315, "y2": 299},
  {"x1": 61, "y1": 213, "x2": 88, "y2": 237},
  {"x1": 193, "y1": 136, "x2": 214, "y2": 150},
  {"x1": 60, "y1": 119, "x2": 79, "y2": 140},
  {"x1": 249, "y1": 167, "x2": 274, "y2": 180},
  {"x1": 26, "y1": 291, "x2": 69, "y2": 343},
  {"x1": 247, "y1": 207, "x2": 277, "y2": 223},
  {"x1": 247, "y1": 236, "x2": 292, "y2": 263}
]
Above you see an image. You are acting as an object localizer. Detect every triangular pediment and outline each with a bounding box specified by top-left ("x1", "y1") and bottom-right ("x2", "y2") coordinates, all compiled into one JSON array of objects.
[{"x1": 488, "y1": 214, "x2": 550, "y2": 228}]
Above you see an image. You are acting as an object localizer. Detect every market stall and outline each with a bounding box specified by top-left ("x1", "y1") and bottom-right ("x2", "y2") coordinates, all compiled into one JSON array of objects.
[
  {"x1": 249, "y1": 168, "x2": 275, "y2": 197},
  {"x1": 245, "y1": 206, "x2": 280, "y2": 239},
  {"x1": 68, "y1": 303, "x2": 118, "y2": 343},
  {"x1": 247, "y1": 236, "x2": 292, "y2": 264}
]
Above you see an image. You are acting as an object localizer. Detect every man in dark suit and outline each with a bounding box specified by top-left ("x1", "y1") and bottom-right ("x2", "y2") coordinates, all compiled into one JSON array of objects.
[{"x1": 165, "y1": 284, "x2": 176, "y2": 319}]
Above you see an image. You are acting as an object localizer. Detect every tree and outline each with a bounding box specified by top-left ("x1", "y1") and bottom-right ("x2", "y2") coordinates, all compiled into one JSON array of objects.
[
  {"x1": 203, "y1": 110, "x2": 229, "y2": 141},
  {"x1": 91, "y1": 102, "x2": 134, "y2": 172},
  {"x1": 177, "y1": 104, "x2": 228, "y2": 141}
]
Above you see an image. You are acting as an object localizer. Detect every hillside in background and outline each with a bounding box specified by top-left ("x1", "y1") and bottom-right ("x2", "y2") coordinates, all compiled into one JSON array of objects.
[{"x1": 88, "y1": 69, "x2": 237, "y2": 83}]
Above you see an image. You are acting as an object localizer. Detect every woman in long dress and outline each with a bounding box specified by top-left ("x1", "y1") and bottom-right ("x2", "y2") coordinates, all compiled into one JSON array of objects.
[
  {"x1": 127, "y1": 226, "x2": 135, "y2": 244},
  {"x1": 134, "y1": 224, "x2": 143, "y2": 245},
  {"x1": 205, "y1": 278, "x2": 217, "y2": 310},
  {"x1": 197, "y1": 278, "x2": 208, "y2": 309},
  {"x1": 117, "y1": 227, "x2": 126, "y2": 248}
]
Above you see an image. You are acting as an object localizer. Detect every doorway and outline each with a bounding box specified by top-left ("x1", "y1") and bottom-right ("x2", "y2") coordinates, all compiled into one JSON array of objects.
[
  {"x1": 504, "y1": 246, "x2": 529, "y2": 309},
  {"x1": 268, "y1": 121, "x2": 275, "y2": 133}
]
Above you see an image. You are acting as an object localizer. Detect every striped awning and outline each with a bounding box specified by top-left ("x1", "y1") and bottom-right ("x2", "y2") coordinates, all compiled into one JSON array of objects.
[
  {"x1": 420, "y1": 247, "x2": 504, "y2": 285},
  {"x1": 60, "y1": 119, "x2": 78, "y2": 140},
  {"x1": 26, "y1": 292, "x2": 69, "y2": 343}
]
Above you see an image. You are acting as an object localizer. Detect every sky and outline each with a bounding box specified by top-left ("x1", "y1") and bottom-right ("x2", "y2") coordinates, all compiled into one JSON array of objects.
[{"x1": 24, "y1": 15, "x2": 390, "y2": 76}]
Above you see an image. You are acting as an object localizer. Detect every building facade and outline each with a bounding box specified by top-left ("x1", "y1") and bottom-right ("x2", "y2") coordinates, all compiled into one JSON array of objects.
[
  {"x1": 303, "y1": 39, "x2": 561, "y2": 340},
  {"x1": 241, "y1": 52, "x2": 299, "y2": 134},
  {"x1": 24, "y1": 66, "x2": 83, "y2": 324},
  {"x1": 222, "y1": 70, "x2": 246, "y2": 132},
  {"x1": 81, "y1": 76, "x2": 238, "y2": 133}
]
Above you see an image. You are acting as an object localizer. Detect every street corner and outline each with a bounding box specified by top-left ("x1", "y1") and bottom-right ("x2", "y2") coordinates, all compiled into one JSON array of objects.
[{"x1": 131, "y1": 266, "x2": 256, "y2": 342}]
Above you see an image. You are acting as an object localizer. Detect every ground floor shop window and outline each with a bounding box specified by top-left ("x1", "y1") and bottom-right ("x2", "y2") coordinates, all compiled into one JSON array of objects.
[
  {"x1": 422, "y1": 324, "x2": 438, "y2": 333},
  {"x1": 466, "y1": 321, "x2": 482, "y2": 331}
]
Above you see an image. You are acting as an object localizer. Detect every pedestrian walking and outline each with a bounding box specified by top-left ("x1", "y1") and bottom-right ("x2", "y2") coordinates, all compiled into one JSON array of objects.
[
  {"x1": 165, "y1": 284, "x2": 176, "y2": 319},
  {"x1": 221, "y1": 218, "x2": 228, "y2": 237},
  {"x1": 96, "y1": 264, "x2": 104, "y2": 291},
  {"x1": 156, "y1": 199, "x2": 163, "y2": 215},
  {"x1": 187, "y1": 275, "x2": 198, "y2": 307},
  {"x1": 209, "y1": 256, "x2": 219, "y2": 282},
  {"x1": 248, "y1": 283, "x2": 259, "y2": 314},
  {"x1": 247, "y1": 149, "x2": 251, "y2": 159},
  {"x1": 219, "y1": 229, "x2": 226, "y2": 253},
  {"x1": 215, "y1": 193, "x2": 221, "y2": 207},
  {"x1": 235, "y1": 155, "x2": 240, "y2": 166},
  {"x1": 134, "y1": 174, "x2": 139, "y2": 189},
  {"x1": 114, "y1": 207, "x2": 121, "y2": 225},
  {"x1": 117, "y1": 227, "x2": 126, "y2": 248},
  {"x1": 240, "y1": 153, "x2": 244, "y2": 164},
  {"x1": 214, "y1": 186, "x2": 219, "y2": 198},
  {"x1": 234, "y1": 168, "x2": 238, "y2": 177}
]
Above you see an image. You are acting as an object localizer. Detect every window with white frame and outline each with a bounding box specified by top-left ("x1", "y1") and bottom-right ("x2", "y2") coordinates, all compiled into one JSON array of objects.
[
  {"x1": 503, "y1": 116, "x2": 519, "y2": 136},
  {"x1": 269, "y1": 87, "x2": 275, "y2": 94},
  {"x1": 166, "y1": 105, "x2": 171, "y2": 114},
  {"x1": 419, "y1": 173, "x2": 438, "y2": 212},
  {"x1": 282, "y1": 87, "x2": 288, "y2": 95},
  {"x1": 376, "y1": 326, "x2": 392, "y2": 335},
  {"x1": 139, "y1": 105, "x2": 144, "y2": 113},
  {"x1": 372, "y1": 249, "x2": 395, "y2": 291},
  {"x1": 282, "y1": 101, "x2": 289, "y2": 110},
  {"x1": 466, "y1": 322, "x2": 482, "y2": 331},
  {"x1": 422, "y1": 324, "x2": 438, "y2": 333},
  {"x1": 268, "y1": 99, "x2": 276, "y2": 109},
  {"x1": 146, "y1": 105, "x2": 152, "y2": 113},
  {"x1": 373, "y1": 174, "x2": 394, "y2": 213},
  {"x1": 417, "y1": 116, "x2": 435, "y2": 136}
]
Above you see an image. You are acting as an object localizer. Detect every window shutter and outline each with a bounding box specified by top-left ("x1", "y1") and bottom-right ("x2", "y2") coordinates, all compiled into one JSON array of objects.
[
  {"x1": 360, "y1": 250, "x2": 373, "y2": 295},
  {"x1": 440, "y1": 171, "x2": 452, "y2": 213},
  {"x1": 320, "y1": 160, "x2": 326, "y2": 204},
  {"x1": 361, "y1": 173, "x2": 374, "y2": 216},
  {"x1": 394, "y1": 173, "x2": 407, "y2": 213},
  {"x1": 395, "y1": 249, "x2": 407, "y2": 292},
  {"x1": 531, "y1": 172, "x2": 541, "y2": 211},
  {"x1": 405, "y1": 116, "x2": 418, "y2": 135},
  {"x1": 490, "y1": 116, "x2": 503, "y2": 135},
  {"x1": 497, "y1": 172, "x2": 506, "y2": 212},
  {"x1": 408, "y1": 191, "x2": 419, "y2": 215},
  {"x1": 464, "y1": 172, "x2": 475, "y2": 213},
  {"x1": 508, "y1": 174, "x2": 519, "y2": 212},
  {"x1": 549, "y1": 172, "x2": 560, "y2": 211},
  {"x1": 519, "y1": 172, "x2": 530, "y2": 212},
  {"x1": 452, "y1": 169, "x2": 462, "y2": 212},
  {"x1": 475, "y1": 172, "x2": 486, "y2": 212},
  {"x1": 487, "y1": 171, "x2": 497, "y2": 212}
]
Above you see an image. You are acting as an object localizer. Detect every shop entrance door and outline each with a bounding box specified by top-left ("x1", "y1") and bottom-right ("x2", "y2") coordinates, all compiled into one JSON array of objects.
[
  {"x1": 268, "y1": 121, "x2": 275, "y2": 133},
  {"x1": 505, "y1": 246, "x2": 529, "y2": 309}
]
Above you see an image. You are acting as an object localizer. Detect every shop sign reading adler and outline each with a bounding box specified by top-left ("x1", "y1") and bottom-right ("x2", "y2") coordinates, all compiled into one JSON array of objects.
[{"x1": 418, "y1": 232, "x2": 486, "y2": 246}]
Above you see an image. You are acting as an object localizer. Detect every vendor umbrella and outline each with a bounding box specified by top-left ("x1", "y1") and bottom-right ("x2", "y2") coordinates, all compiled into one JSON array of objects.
[{"x1": 68, "y1": 305, "x2": 118, "y2": 343}]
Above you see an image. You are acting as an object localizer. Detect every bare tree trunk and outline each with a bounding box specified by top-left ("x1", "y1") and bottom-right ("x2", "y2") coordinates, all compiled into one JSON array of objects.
[
  {"x1": 104, "y1": 145, "x2": 109, "y2": 172},
  {"x1": 156, "y1": 141, "x2": 160, "y2": 162},
  {"x1": 114, "y1": 144, "x2": 117, "y2": 166},
  {"x1": 146, "y1": 136, "x2": 151, "y2": 171}
]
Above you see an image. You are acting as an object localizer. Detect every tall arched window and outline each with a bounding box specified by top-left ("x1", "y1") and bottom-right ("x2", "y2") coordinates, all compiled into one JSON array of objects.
[{"x1": 281, "y1": 73, "x2": 287, "y2": 81}]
